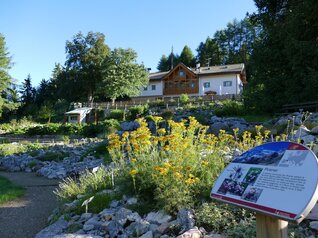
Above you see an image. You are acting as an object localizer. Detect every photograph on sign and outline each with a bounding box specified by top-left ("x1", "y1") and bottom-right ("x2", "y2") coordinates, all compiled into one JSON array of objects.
[{"x1": 211, "y1": 142, "x2": 318, "y2": 223}]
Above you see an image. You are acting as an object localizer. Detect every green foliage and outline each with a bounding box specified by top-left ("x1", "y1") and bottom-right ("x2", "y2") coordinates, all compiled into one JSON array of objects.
[
  {"x1": 161, "y1": 110, "x2": 174, "y2": 120},
  {"x1": 245, "y1": 0, "x2": 318, "y2": 113},
  {"x1": 213, "y1": 100, "x2": 245, "y2": 117},
  {"x1": 0, "y1": 142, "x2": 44, "y2": 157},
  {"x1": 179, "y1": 94, "x2": 189, "y2": 104},
  {"x1": 108, "y1": 109, "x2": 124, "y2": 121},
  {"x1": 128, "y1": 104, "x2": 149, "y2": 120},
  {"x1": 179, "y1": 45, "x2": 195, "y2": 67},
  {"x1": 196, "y1": 202, "x2": 256, "y2": 237},
  {"x1": 0, "y1": 33, "x2": 14, "y2": 117},
  {"x1": 65, "y1": 31, "x2": 110, "y2": 102},
  {"x1": 37, "y1": 151, "x2": 69, "y2": 162},
  {"x1": 99, "y1": 48, "x2": 149, "y2": 103},
  {"x1": 54, "y1": 166, "x2": 113, "y2": 202},
  {"x1": 0, "y1": 176, "x2": 25, "y2": 204}
]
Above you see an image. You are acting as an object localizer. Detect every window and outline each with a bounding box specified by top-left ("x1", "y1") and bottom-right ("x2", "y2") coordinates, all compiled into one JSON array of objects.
[
  {"x1": 143, "y1": 86, "x2": 148, "y2": 91},
  {"x1": 70, "y1": 116, "x2": 78, "y2": 121},
  {"x1": 179, "y1": 70, "x2": 185, "y2": 77},
  {"x1": 151, "y1": 85, "x2": 156, "y2": 90},
  {"x1": 223, "y1": 81, "x2": 232, "y2": 87},
  {"x1": 203, "y1": 82, "x2": 210, "y2": 88},
  {"x1": 191, "y1": 82, "x2": 196, "y2": 88}
]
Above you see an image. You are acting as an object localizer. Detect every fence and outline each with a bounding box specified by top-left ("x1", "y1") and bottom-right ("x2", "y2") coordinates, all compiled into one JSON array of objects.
[{"x1": 81, "y1": 94, "x2": 241, "y2": 110}]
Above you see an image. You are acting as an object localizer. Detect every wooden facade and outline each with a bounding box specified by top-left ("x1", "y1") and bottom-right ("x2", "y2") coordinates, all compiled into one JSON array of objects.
[{"x1": 163, "y1": 64, "x2": 199, "y2": 95}]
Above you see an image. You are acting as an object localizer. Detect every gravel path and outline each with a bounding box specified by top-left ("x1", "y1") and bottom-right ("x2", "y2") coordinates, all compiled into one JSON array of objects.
[{"x1": 0, "y1": 171, "x2": 60, "y2": 238}]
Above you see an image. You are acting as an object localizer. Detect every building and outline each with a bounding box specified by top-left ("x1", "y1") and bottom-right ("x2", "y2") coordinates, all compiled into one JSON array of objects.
[
  {"x1": 64, "y1": 107, "x2": 93, "y2": 124},
  {"x1": 139, "y1": 63, "x2": 246, "y2": 99}
]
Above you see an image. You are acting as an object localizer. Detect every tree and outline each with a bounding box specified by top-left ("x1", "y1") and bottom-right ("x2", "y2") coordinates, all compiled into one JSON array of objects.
[
  {"x1": 179, "y1": 45, "x2": 195, "y2": 67},
  {"x1": 99, "y1": 48, "x2": 149, "y2": 104},
  {"x1": 0, "y1": 33, "x2": 13, "y2": 117},
  {"x1": 65, "y1": 31, "x2": 110, "y2": 103},
  {"x1": 196, "y1": 37, "x2": 223, "y2": 66},
  {"x1": 157, "y1": 54, "x2": 169, "y2": 71},
  {"x1": 244, "y1": 0, "x2": 318, "y2": 112},
  {"x1": 19, "y1": 74, "x2": 36, "y2": 117}
]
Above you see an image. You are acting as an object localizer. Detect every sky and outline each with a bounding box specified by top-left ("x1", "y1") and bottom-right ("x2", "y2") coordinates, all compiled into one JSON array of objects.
[{"x1": 0, "y1": 0, "x2": 257, "y2": 87}]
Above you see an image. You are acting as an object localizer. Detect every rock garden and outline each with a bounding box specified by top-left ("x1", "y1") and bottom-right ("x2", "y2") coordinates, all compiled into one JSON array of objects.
[{"x1": 1, "y1": 102, "x2": 318, "y2": 238}]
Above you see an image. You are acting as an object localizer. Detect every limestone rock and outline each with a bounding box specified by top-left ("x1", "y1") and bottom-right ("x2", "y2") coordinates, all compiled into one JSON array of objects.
[{"x1": 145, "y1": 211, "x2": 172, "y2": 225}]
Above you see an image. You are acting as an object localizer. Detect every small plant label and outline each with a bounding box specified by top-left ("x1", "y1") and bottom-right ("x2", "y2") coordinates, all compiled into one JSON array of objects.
[{"x1": 211, "y1": 142, "x2": 318, "y2": 223}]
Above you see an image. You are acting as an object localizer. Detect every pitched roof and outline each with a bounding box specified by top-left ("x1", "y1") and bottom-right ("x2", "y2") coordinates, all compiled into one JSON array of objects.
[
  {"x1": 193, "y1": 63, "x2": 245, "y2": 75},
  {"x1": 149, "y1": 63, "x2": 246, "y2": 82},
  {"x1": 65, "y1": 107, "x2": 92, "y2": 115}
]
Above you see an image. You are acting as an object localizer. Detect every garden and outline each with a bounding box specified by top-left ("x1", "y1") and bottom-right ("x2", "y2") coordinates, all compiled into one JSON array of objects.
[{"x1": 1, "y1": 100, "x2": 318, "y2": 237}]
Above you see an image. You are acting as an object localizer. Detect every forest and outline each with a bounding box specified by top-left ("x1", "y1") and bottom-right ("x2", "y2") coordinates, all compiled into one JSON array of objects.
[{"x1": 0, "y1": 0, "x2": 317, "y2": 123}]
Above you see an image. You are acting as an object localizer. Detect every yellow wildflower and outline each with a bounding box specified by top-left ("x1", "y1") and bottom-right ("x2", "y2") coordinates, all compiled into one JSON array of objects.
[{"x1": 129, "y1": 169, "x2": 138, "y2": 176}]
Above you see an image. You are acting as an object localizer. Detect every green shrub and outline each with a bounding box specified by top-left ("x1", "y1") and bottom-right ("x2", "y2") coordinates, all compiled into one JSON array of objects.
[
  {"x1": 54, "y1": 166, "x2": 113, "y2": 202},
  {"x1": 179, "y1": 94, "x2": 189, "y2": 104},
  {"x1": 128, "y1": 105, "x2": 149, "y2": 120},
  {"x1": 108, "y1": 109, "x2": 124, "y2": 121},
  {"x1": 37, "y1": 151, "x2": 69, "y2": 162},
  {"x1": 196, "y1": 202, "x2": 256, "y2": 237},
  {"x1": 213, "y1": 100, "x2": 245, "y2": 117},
  {"x1": 161, "y1": 110, "x2": 174, "y2": 120}
]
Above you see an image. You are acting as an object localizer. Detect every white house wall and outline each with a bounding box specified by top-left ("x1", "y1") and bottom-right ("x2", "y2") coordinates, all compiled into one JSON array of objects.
[
  {"x1": 199, "y1": 74, "x2": 241, "y2": 96},
  {"x1": 140, "y1": 81, "x2": 163, "y2": 97}
]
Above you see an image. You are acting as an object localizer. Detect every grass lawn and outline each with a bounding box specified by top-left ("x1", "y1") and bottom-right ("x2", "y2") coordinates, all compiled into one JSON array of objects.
[{"x1": 0, "y1": 176, "x2": 25, "y2": 205}]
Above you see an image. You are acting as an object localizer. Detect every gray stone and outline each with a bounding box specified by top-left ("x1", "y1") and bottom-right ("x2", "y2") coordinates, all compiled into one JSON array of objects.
[
  {"x1": 83, "y1": 224, "x2": 95, "y2": 231},
  {"x1": 177, "y1": 226, "x2": 202, "y2": 238},
  {"x1": 80, "y1": 213, "x2": 93, "y2": 222},
  {"x1": 177, "y1": 209, "x2": 195, "y2": 232},
  {"x1": 127, "y1": 212, "x2": 142, "y2": 222},
  {"x1": 99, "y1": 208, "x2": 117, "y2": 221},
  {"x1": 35, "y1": 217, "x2": 68, "y2": 238},
  {"x1": 126, "y1": 220, "x2": 151, "y2": 236},
  {"x1": 311, "y1": 126, "x2": 318, "y2": 134},
  {"x1": 106, "y1": 220, "x2": 125, "y2": 238},
  {"x1": 126, "y1": 197, "x2": 138, "y2": 205},
  {"x1": 54, "y1": 235, "x2": 91, "y2": 238},
  {"x1": 299, "y1": 135, "x2": 316, "y2": 144},
  {"x1": 140, "y1": 231, "x2": 153, "y2": 238},
  {"x1": 145, "y1": 211, "x2": 172, "y2": 225},
  {"x1": 309, "y1": 221, "x2": 318, "y2": 230},
  {"x1": 208, "y1": 122, "x2": 230, "y2": 135},
  {"x1": 110, "y1": 200, "x2": 121, "y2": 208},
  {"x1": 114, "y1": 207, "x2": 133, "y2": 225},
  {"x1": 203, "y1": 234, "x2": 227, "y2": 238},
  {"x1": 157, "y1": 222, "x2": 170, "y2": 234},
  {"x1": 293, "y1": 126, "x2": 311, "y2": 139},
  {"x1": 63, "y1": 200, "x2": 80, "y2": 212}
]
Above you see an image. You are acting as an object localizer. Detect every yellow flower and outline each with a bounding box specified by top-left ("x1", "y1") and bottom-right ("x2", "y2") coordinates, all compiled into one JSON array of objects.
[
  {"x1": 131, "y1": 158, "x2": 137, "y2": 163},
  {"x1": 129, "y1": 169, "x2": 138, "y2": 176}
]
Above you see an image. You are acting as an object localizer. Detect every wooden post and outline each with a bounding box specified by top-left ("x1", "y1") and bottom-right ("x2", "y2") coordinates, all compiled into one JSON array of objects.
[{"x1": 256, "y1": 213, "x2": 288, "y2": 238}]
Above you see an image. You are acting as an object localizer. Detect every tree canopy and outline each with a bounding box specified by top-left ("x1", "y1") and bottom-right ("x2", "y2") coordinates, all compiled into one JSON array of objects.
[
  {"x1": 0, "y1": 33, "x2": 14, "y2": 117},
  {"x1": 99, "y1": 48, "x2": 149, "y2": 104},
  {"x1": 65, "y1": 31, "x2": 110, "y2": 103}
]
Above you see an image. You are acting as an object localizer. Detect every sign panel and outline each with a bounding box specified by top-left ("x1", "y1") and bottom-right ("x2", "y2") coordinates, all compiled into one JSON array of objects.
[{"x1": 210, "y1": 142, "x2": 318, "y2": 223}]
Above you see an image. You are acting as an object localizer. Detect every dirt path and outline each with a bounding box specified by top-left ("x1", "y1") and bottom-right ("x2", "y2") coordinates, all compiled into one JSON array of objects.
[{"x1": 0, "y1": 171, "x2": 60, "y2": 238}]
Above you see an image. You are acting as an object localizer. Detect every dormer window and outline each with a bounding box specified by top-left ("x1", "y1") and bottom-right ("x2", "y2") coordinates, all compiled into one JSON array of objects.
[{"x1": 179, "y1": 70, "x2": 185, "y2": 77}]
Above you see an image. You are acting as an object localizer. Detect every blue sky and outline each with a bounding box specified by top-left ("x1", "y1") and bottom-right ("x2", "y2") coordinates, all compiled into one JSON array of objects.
[{"x1": 1, "y1": 0, "x2": 257, "y2": 87}]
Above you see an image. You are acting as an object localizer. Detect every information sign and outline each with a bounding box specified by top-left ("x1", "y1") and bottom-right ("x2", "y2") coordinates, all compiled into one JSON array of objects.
[{"x1": 210, "y1": 142, "x2": 318, "y2": 223}]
